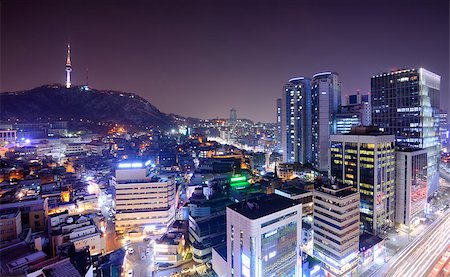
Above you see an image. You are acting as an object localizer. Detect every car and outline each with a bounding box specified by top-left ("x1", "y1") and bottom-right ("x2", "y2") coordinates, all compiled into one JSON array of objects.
[
  {"x1": 181, "y1": 267, "x2": 190, "y2": 274},
  {"x1": 143, "y1": 237, "x2": 151, "y2": 242},
  {"x1": 128, "y1": 248, "x2": 134, "y2": 254},
  {"x1": 141, "y1": 252, "x2": 145, "y2": 260},
  {"x1": 128, "y1": 269, "x2": 133, "y2": 276},
  {"x1": 146, "y1": 247, "x2": 151, "y2": 256}
]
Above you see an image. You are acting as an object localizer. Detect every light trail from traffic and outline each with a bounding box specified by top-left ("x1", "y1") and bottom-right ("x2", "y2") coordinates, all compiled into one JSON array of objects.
[{"x1": 376, "y1": 209, "x2": 450, "y2": 277}]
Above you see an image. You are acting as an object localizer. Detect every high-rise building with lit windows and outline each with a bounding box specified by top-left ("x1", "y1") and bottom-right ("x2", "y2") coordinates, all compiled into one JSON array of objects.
[
  {"x1": 281, "y1": 77, "x2": 312, "y2": 164},
  {"x1": 439, "y1": 110, "x2": 448, "y2": 151},
  {"x1": 395, "y1": 148, "x2": 428, "y2": 231},
  {"x1": 226, "y1": 194, "x2": 302, "y2": 277},
  {"x1": 335, "y1": 92, "x2": 372, "y2": 134},
  {"x1": 230, "y1": 108, "x2": 237, "y2": 123},
  {"x1": 312, "y1": 72, "x2": 341, "y2": 173},
  {"x1": 313, "y1": 182, "x2": 360, "y2": 276},
  {"x1": 276, "y1": 98, "x2": 282, "y2": 146},
  {"x1": 371, "y1": 68, "x2": 440, "y2": 195},
  {"x1": 330, "y1": 126, "x2": 396, "y2": 235},
  {"x1": 113, "y1": 161, "x2": 176, "y2": 234}
]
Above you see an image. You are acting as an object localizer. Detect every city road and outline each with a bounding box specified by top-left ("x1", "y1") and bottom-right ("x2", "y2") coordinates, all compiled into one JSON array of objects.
[{"x1": 376, "y1": 209, "x2": 450, "y2": 277}]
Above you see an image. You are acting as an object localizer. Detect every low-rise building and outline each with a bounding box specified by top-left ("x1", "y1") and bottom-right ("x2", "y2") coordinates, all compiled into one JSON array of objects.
[
  {"x1": 154, "y1": 232, "x2": 186, "y2": 264},
  {"x1": 0, "y1": 241, "x2": 47, "y2": 276},
  {"x1": 0, "y1": 210, "x2": 22, "y2": 242},
  {"x1": 0, "y1": 197, "x2": 48, "y2": 232},
  {"x1": 49, "y1": 212, "x2": 105, "y2": 257},
  {"x1": 66, "y1": 143, "x2": 86, "y2": 156}
]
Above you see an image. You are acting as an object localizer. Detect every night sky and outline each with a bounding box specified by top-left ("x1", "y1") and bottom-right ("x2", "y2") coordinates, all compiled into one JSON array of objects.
[{"x1": 1, "y1": 0, "x2": 449, "y2": 122}]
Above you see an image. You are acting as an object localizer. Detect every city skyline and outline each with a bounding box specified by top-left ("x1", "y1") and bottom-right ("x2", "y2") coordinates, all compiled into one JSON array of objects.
[
  {"x1": 1, "y1": 1, "x2": 450, "y2": 277},
  {"x1": 1, "y1": 0, "x2": 449, "y2": 122}
]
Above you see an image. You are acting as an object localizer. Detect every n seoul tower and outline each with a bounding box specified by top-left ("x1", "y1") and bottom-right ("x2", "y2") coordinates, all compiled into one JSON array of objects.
[{"x1": 65, "y1": 43, "x2": 72, "y2": 88}]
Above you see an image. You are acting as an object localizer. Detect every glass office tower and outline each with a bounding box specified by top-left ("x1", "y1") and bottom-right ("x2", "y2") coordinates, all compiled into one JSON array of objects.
[
  {"x1": 312, "y1": 72, "x2": 341, "y2": 173},
  {"x1": 330, "y1": 127, "x2": 396, "y2": 235},
  {"x1": 371, "y1": 68, "x2": 440, "y2": 195},
  {"x1": 282, "y1": 77, "x2": 312, "y2": 164}
]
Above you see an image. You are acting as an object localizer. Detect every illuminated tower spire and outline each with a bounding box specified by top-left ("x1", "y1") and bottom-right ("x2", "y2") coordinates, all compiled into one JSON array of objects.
[{"x1": 65, "y1": 43, "x2": 72, "y2": 88}]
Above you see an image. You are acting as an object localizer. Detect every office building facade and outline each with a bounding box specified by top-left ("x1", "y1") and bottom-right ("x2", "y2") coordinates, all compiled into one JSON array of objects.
[
  {"x1": 335, "y1": 113, "x2": 361, "y2": 135},
  {"x1": 276, "y1": 98, "x2": 282, "y2": 147},
  {"x1": 371, "y1": 68, "x2": 440, "y2": 195},
  {"x1": 395, "y1": 148, "x2": 428, "y2": 231},
  {"x1": 226, "y1": 194, "x2": 302, "y2": 277},
  {"x1": 281, "y1": 77, "x2": 312, "y2": 164},
  {"x1": 313, "y1": 183, "x2": 360, "y2": 276},
  {"x1": 330, "y1": 127, "x2": 396, "y2": 235},
  {"x1": 440, "y1": 111, "x2": 448, "y2": 151},
  {"x1": 113, "y1": 162, "x2": 176, "y2": 234},
  {"x1": 312, "y1": 72, "x2": 341, "y2": 173},
  {"x1": 336, "y1": 93, "x2": 372, "y2": 134}
]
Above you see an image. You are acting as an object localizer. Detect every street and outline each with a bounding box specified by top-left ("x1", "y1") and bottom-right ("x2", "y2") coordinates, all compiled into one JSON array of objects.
[
  {"x1": 123, "y1": 239, "x2": 155, "y2": 277},
  {"x1": 357, "y1": 179, "x2": 450, "y2": 277},
  {"x1": 376, "y1": 209, "x2": 450, "y2": 277}
]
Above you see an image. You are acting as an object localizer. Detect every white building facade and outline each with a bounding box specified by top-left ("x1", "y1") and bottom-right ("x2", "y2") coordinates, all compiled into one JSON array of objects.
[
  {"x1": 226, "y1": 194, "x2": 302, "y2": 277},
  {"x1": 313, "y1": 184, "x2": 360, "y2": 276},
  {"x1": 114, "y1": 163, "x2": 176, "y2": 234},
  {"x1": 395, "y1": 148, "x2": 428, "y2": 231}
]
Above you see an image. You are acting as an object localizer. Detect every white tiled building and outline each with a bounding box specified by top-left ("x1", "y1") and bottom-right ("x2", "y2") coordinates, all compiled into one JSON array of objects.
[
  {"x1": 313, "y1": 184, "x2": 360, "y2": 276},
  {"x1": 113, "y1": 162, "x2": 176, "y2": 234}
]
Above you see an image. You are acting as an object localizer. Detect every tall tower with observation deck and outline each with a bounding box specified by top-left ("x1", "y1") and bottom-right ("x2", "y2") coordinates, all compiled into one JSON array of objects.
[{"x1": 65, "y1": 44, "x2": 72, "y2": 88}]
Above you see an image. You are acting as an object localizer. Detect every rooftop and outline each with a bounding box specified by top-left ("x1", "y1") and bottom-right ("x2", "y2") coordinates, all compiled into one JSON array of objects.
[
  {"x1": 227, "y1": 194, "x2": 299, "y2": 220},
  {"x1": 213, "y1": 244, "x2": 227, "y2": 262},
  {"x1": 276, "y1": 186, "x2": 310, "y2": 196},
  {"x1": 316, "y1": 183, "x2": 358, "y2": 198},
  {"x1": 0, "y1": 210, "x2": 19, "y2": 220},
  {"x1": 359, "y1": 233, "x2": 383, "y2": 251},
  {"x1": 397, "y1": 147, "x2": 426, "y2": 153},
  {"x1": 42, "y1": 258, "x2": 82, "y2": 277},
  {"x1": 157, "y1": 232, "x2": 184, "y2": 245},
  {"x1": 348, "y1": 126, "x2": 385, "y2": 136}
]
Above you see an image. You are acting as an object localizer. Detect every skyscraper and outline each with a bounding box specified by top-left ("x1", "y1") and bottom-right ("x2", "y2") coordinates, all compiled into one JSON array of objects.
[
  {"x1": 281, "y1": 77, "x2": 312, "y2": 164},
  {"x1": 276, "y1": 98, "x2": 282, "y2": 147},
  {"x1": 439, "y1": 110, "x2": 448, "y2": 151},
  {"x1": 311, "y1": 72, "x2": 341, "y2": 173},
  {"x1": 226, "y1": 194, "x2": 302, "y2": 277},
  {"x1": 371, "y1": 68, "x2": 440, "y2": 195},
  {"x1": 65, "y1": 44, "x2": 72, "y2": 88},
  {"x1": 230, "y1": 108, "x2": 237, "y2": 123},
  {"x1": 330, "y1": 126, "x2": 396, "y2": 235}
]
